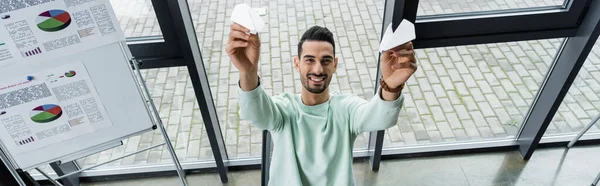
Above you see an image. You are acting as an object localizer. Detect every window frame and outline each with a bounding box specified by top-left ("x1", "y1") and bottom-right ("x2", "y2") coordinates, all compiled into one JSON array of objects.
[{"x1": 412, "y1": 0, "x2": 591, "y2": 48}]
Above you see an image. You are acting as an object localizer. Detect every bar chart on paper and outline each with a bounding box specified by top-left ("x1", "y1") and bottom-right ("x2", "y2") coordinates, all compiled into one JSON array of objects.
[{"x1": 21, "y1": 47, "x2": 42, "y2": 57}]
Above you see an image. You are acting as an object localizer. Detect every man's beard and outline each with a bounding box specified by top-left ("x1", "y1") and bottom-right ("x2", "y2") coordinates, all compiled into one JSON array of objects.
[{"x1": 301, "y1": 73, "x2": 330, "y2": 94}]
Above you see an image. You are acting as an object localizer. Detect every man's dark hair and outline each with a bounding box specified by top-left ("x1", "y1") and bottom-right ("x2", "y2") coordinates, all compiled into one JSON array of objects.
[{"x1": 298, "y1": 26, "x2": 335, "y2": 57}]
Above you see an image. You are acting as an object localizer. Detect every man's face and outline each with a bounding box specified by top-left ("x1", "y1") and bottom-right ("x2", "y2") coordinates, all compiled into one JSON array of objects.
[{"x1": 294, "y1": 41, "x2": 338, "y2": 94}]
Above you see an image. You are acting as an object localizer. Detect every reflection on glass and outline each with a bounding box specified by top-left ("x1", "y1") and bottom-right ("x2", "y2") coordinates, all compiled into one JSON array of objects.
[
  {"x1": 77, "y1": 67, "x2": 214, "y2": 168},
  {"x1": 545, "y1": 39, "x2": 600, "y2": 137},
  {"x1": 109, "y1": 0, "x2": 162, "y2": 37},
  {"x1": 417, "y1": 0, "x2": 566, "y2": 17},
  {"x1": 383, "y1": 39, "x2": 564, "y2": 148}
]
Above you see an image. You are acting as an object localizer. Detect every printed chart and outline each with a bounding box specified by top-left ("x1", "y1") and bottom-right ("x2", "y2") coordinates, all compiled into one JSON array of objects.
[
  {"x1": 22, "y1": 47, "x2": 42, "y2": 57},
  {"x1": 30, "y1": 104, "x2": 63, "y2": 123},
  {"x1": 36, "y1": 10, "x2": 72, "y2": 32},
  {"x1": 65, "y1": 70, "x2": 76, "y2": 77}
]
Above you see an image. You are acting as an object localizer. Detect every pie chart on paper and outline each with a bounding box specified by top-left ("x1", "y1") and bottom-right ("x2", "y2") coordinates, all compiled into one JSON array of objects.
[
  {"x1": 36, "y1": 10, "x2": 71, "y2": 32},
  {"x1": 30, "y1": 104, "x2": 63, "y2": 123},
  {"x1": 65, "y1": 70, "x2": 76, "y2": 77}
]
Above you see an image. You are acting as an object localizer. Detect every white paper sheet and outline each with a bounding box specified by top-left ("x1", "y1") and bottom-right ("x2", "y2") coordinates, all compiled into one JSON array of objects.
[
  {"x1": 379, "y1": 19, "x2": 416, "y2": 52},
  {"x1": 0, "y1": 61, "x2": 113, "y2": 155},
  {"x1": 0, "y1": 0, "x2": 125, "y2": 66},
  {"x1": 231, "y1": 3, "x2": 265, "y2": 34}
]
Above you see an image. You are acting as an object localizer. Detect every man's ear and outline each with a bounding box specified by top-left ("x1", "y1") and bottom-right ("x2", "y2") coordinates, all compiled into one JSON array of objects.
[
  {"x1": 294, "y1": 56, "x2": 300, "y2": 72},
  {"x1": 334, "y1": 56, "x2": 339, "y2": 70}
]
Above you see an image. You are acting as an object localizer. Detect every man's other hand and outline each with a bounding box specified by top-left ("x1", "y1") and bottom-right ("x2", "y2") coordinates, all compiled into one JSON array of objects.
[
  {"x1": 380, "y1": 42, "x2": 417, "y2": 89},
  {"x1": 226, "y1": 23, "x2": 261, "y2": 75}
]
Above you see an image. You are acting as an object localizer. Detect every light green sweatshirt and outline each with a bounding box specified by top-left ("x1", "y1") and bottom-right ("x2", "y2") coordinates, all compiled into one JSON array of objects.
[{"x1": 238, "y1": 84, "x2": 404, "y2": 186}]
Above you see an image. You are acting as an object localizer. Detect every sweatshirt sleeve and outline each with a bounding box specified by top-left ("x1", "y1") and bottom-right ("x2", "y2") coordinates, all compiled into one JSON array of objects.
[
  {"x1": 347, "y1": 90, "x2": 404, "y2": 135},
  {"x1": 237, "y1": 84, "x2": 290, "y2": 132}
]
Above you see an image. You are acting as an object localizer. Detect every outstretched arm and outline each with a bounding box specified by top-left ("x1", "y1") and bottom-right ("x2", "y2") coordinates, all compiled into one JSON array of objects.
[
  {"x1": 237, "y1": 77, "x2": 289, "y2": 131},
  {"x1": 227, "y1": 23, "x2": 288, "y2": 131},
  {"x1": 349, "y1": 41, "x2": 417, "y2": 134},
  {"x1": 348, "y1": 90, "x2": 405, "y2": 134}
]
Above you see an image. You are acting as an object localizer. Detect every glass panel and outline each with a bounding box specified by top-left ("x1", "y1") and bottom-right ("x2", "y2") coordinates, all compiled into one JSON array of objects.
[
  {"x1": 190, "y1": 0, "x2": 386, "y2": 159},
  {"x1": 544, "y1": 39, "x2": 600, "y2": 137},
  {"x1": 110, "y1": 0, "x2": 162, "y2": 38},
  {"x1": 77, "y1": 67, "x2": 214, "y2": 169},
  {"x1": 417, "y1": 0, "x2": 566, "y2": 17},
  {"x1": 383, "y1": 38, "x2": 564, "y2": 148}
]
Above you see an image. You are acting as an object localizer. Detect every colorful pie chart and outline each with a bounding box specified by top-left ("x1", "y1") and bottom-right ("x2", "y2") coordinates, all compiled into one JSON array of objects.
[
  {"x1": 36, "y1": 10, "x2": 71, "y2": 32},
  {"x1": 30, "y1": 104, "x2": 62, "y2": 123},
  {"x1": 65, "y1": 70, "x2": 76, "y2": 77}
]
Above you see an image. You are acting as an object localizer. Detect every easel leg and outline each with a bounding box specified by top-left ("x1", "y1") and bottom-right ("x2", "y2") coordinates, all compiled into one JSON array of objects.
[
  {"x1": 35, "y1": 168, "x2": 64, "y2": 186},
  {"x1": 593, "y1": 171, "x2": 600, "y2": 186},
  {"x1": 130, "y1": 58, "x2": 187, "y2": 186},
  {"x1": 50, "y1": 161, "x2": 80, "y2": 186},
  {"x1": 0, "y1": 149, "x2": 30, "y2": 186},
  {"x1": 156, "y1": 118, "x2": 188, "y2": 185},
  {"x1": 18, "y1": 170, "x2": 40, "y2": 186},
  {"x1": 567, "y1": 113, "x2": 600, "y2": 148}
]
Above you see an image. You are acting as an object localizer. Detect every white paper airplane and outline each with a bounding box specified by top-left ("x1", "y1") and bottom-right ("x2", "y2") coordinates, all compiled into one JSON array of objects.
[
  {"x1": 379, "y1": 19, "x2": 416, "y2": 52},
  {"x1": 231, "y1": 3, "x2": 265, "y2": 34}
]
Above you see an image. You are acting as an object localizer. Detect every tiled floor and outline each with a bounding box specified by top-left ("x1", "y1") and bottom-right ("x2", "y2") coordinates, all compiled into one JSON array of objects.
[{"x1": 81, "y1": 144, "x2": 600, "y2": 186}]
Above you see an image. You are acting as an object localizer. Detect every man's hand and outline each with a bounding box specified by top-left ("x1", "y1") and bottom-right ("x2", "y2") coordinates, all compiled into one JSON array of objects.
[
  {"x1": 381, "y1": 42, "x2": 417, "y2": 88},
  {"x1": 379, "y1": 42, "x2": 417, "y2": 100},
  {"x1": 226, "y1": 23, "x2": 261, "y2": 91}
]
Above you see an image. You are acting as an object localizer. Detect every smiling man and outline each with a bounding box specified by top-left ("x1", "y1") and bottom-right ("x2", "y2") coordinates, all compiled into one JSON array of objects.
[{"x1": 227, "y1": 23, "x2": 417, "y2": 186}]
